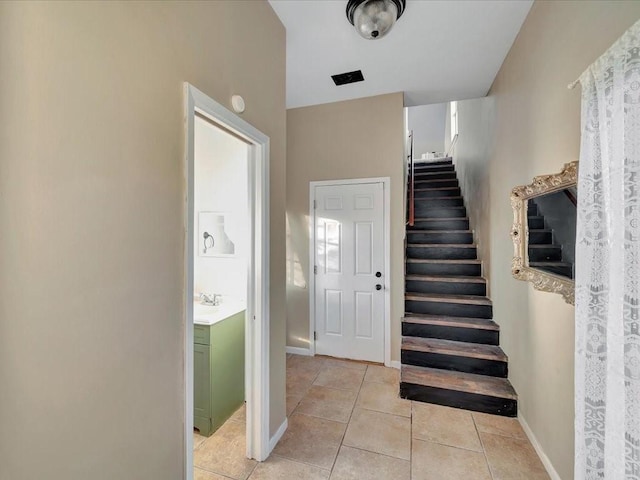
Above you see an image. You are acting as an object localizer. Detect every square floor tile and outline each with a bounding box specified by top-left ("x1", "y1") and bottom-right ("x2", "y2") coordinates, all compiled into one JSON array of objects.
[
  {"x1": 248, "y1": 455, "x2": 330, "y2": 479},
  {"x1": 481, "y1": 432, "x2": 550, "y2": 480},
  {"x1": 472, "y1": 412, "x2": 526, "y2": 439},
  {"x1": 343, "y1": 408, "x2": 411, "y2": 460},
  {"x1": 412, "y1": 439, "x2": 492, "y2": 480},
  {"x1": 330, "y1": 445, "x2": 410, "y2": 480},
  {"x1": 273, "y1": 413, "x2": 346, "y2": 469},
  {"x1": 412, "y1": 402, "x2": 482, "y2": 452},
  {"x1": 313, "y1": 367, "x2": 365, "y2": 391},
  {"x1": 286, "y1": 393, "x2": 303, "y2": 417},
  {"x1": 194, "y1": 420, "x2": 257, "y2": 480},
  {"x1": 295, "y1": 385, "x2": 357, "y2": 423},
  {"x1": 287, "y1": 367, "x2": 319, "y2": 396},
  {"x1": 364, "y1": 365, "x2": 399, "y2": 385},
  {"x1": 229, "y1": 403, "x2": 246, "y2": 424},
  {"x1": 194, "y1": 431, "x2": 208, "y2": 450},
  {"x1": 321, "y1": 357, "x2": 368, "y2": 371},
  {"x1": 287, "y1": 354, "x2": 326, "y2": 374},
  {"x1": 194, "y1": 467, "x2": 230, "y2": 480},
  {"x1": 356, "y1": 381, "x2": 410, "y2": 417}
]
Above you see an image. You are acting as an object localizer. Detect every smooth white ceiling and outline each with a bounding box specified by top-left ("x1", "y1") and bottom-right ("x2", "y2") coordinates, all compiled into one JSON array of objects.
[{"x1": 268, "y1": 0, "x2": 533, "y2": 108}]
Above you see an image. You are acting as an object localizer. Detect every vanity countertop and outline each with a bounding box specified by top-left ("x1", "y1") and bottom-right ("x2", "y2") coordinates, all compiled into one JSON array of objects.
[{"x1": 193, "y1": 301, "x2": 245, "y2": 326}]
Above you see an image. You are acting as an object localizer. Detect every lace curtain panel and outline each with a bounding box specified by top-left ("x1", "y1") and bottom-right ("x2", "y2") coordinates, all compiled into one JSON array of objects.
[{"x1": 575, "y1": 19, "x2": 640, "y2": 480}]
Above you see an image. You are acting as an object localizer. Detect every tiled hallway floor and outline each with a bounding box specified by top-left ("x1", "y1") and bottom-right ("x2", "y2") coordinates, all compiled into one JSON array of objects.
[{"x1": 193, "y1": 354, "x2": 550, "y2": 480}]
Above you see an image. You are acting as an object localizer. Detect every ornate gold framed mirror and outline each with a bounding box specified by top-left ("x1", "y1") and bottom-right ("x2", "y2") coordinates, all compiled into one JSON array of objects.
[{"x1": 510, "y1": 161, "x2": 578, "y2": 305}]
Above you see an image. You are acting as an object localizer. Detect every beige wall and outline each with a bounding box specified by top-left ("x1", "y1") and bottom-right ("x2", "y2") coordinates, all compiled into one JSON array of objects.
[
  {"x1": 286, "y1": 93, "x2": 405, "y2": 361},
  {"x1": 449, "y1": 2, "x2": 640, "y2": 479},
  {"x1": 445, "y1": 98, "x2": 496, "y2": 287},
  {"x1": 0, "y1": 2, "x2": 286, "y2": 479}
]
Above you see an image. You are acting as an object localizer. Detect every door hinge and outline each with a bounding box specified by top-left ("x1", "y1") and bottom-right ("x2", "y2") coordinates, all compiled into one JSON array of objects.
[
  {"x1": 313, "y1": 200, "x2": 317, "y2": 209},
  {"x1": 314, "y1": 265, "x2": 318, "y2": 275},
  {"x1": 314, "y1": 331, "x2": 317, "y2": 340}
]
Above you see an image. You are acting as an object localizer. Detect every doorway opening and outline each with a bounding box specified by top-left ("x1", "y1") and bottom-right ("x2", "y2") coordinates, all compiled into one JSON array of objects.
[{"x1": 184, "y1": 84, "x2": 271, "y2": 480}]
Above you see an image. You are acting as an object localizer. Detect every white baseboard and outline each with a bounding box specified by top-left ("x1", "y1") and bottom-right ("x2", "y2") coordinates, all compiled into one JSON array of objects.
[
  {"x1": 286, "y1": 346, "x2": 312, "y2": 356},
  {"x1": 518, "y1": 412, "x2": 562, "y2": 480},
  {"x1": 388, "y1": 360, "x2": 401, "y2": 370},
  {"x1": 268, "y1": 417, "x2": 288, "y2": 453}
]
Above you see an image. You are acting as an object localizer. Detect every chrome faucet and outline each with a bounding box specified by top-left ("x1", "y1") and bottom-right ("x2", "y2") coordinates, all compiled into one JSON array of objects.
[{"x1": 200, "y1": 293, "x2": 222, "y2": 306}]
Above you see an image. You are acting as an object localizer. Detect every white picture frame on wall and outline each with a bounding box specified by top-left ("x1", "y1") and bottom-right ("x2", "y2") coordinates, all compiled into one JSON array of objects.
[{"x1": 198, "y1": 211, "x2": 236, "y2": 257}]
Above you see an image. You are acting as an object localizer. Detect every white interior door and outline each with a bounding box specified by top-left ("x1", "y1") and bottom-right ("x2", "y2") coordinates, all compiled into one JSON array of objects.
[{"x1": 314, "y1": 181, "x2": 385, "y2": 363}]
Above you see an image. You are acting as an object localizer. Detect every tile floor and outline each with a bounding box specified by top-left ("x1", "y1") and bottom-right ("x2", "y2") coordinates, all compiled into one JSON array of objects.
[{"x1": 193, "y1": 354, "x2": 550, "y2": 480}]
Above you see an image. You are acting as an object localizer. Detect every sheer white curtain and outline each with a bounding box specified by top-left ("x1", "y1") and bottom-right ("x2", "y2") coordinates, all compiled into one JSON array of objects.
[{"x1": 575, "y1": 19, "x2": 640, "y2": 480}]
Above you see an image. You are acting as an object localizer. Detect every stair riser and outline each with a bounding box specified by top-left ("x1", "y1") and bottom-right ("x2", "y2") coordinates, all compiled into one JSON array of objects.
[
  {"x1": 413, "y1": 172, "x2": 457, "y2": 181},
  {"x1": 405, "y1": 300, "x2": 493, "y2": 319},
  {"x1": 406, "y1": 262, "x2": 481, "y2": 276},
  {"x1": 528, "y1": 231, "x2": 552, "y2": 244},
  {"x1": 529, "y1": 247, "x2": 562, "y2": 261},
  {"x1": 411, "y1": 197, "x2": 463, "y2": 207},
  {"x1": 406, "y1": 232, "x2": 473, "y2": 244},
  {"x1": 409, "y1": 219, "x2": 470, "y2": 230},
  {"x1": 414, "y1": 159, "x2": 452, "y2": 167},
  {"x1": 414, "y1": 188, "x2": 461, "y2": 198},
  {"x1": 399, "y1": 383, "x2": 517, "y2": 417},
  {"x1": 413, "y1": 206, "x2": 467, "y2": 218},
  {"x1": 528, "y1": 217, "x2": 544, "y2": 229},
  {"x1": 527, "y1": 202, "x2": 538, "y2": 215},
  {"x1": 407, "y1": 246, "x2": 477, "y2": 260},
  {"x1": 413, "y1": 165, "x2": 455, "y2": 173},
  {"x1": 406, "y1": 279, "x2": 486, "y2": 296},
  {"x1": 401, "y1": 350, "x2": 508, "y2": 377},
  {"x1": 402, "y1": 322, "x2": 499, "y2": 345},
  {"x1": 414, "y1": 179, "x2": 458, "y2": 188}
]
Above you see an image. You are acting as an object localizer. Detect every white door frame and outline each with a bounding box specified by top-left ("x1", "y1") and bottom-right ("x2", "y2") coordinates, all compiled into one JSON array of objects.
[
  {"x1": 308, "y1": 177, "x2": 391, "y2": 367},
  {"x1": 183, "y1": 84, "x2": 271, "y2": 478}
]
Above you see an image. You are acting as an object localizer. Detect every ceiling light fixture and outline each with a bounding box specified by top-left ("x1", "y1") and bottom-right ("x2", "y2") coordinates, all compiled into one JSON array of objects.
[{"x1": 346, "y1": 0, "x2": 406, "y2": 40}]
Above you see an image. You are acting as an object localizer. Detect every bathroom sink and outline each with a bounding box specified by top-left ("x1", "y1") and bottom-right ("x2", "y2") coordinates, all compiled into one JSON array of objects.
[
  {"x1": 193, "y1": 300, "x2": 246, "y2": 325},
  {"x1": 194, "y1": 303, "x2": 219, "y2": 315}
]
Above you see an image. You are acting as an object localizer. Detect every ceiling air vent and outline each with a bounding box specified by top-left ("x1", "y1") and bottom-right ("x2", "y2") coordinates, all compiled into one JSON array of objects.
[{"x1": 331, "y1": 70, "x2": 364, "y2": 86}]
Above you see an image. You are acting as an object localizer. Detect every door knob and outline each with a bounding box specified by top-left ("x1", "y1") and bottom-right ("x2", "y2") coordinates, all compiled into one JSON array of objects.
[
  {"x1": 375, "y1": 284, "x2": 382, "y2": 290},
  {"x1": 375, "y1": 272, "x2": 382, "y2": 278}
]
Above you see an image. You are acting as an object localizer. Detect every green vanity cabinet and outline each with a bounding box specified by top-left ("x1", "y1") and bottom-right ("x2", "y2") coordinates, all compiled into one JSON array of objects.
[{"x1": 193, "y1": 310, "x2": 245, "y2": 437}]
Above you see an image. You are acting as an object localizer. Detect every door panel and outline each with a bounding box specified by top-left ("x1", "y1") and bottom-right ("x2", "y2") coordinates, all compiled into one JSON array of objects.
[
  {"x1": 314, "y1": 182, "x2": 385, "y2": 362},
  {"x1": 355, "y1": 222, "x2": 373, "y2": 275}
]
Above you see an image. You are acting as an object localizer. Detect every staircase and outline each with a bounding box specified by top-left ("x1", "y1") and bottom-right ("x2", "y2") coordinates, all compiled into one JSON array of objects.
[
  {"x1": 527, "y1": 199, "x2": 574, "y2": 278},
  {"x1": 400, "y1": 158, "x2": 517, "y2": 417}
]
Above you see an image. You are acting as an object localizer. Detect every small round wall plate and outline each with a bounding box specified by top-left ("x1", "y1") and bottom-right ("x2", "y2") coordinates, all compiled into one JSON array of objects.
[{"x1": 231, "y1": 95, "x2": 245, "y2": 113}]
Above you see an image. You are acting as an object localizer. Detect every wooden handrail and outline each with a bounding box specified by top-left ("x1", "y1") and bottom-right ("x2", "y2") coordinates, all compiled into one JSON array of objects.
[{"x1": 408, "y1": 131, "x2": 415, "y2": 227}]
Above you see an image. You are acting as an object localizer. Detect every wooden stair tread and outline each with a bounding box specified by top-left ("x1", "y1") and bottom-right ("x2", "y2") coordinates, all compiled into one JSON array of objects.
[
  {"x1": 415, "y1": 196, "x2": 463, "y2": 200},
  {"x1": 406, "y1": 258, "x2": 481, "y2": 264},
  {"x1": 414, "y1": 171, "x2": 457, "y2": 176},
  {"x1": 405, "y1": 275, "x2": 486, "y2": 284},
  {"x1": 412, "y1": 217, "x2": 469, "y2": 221},
  {"x1": 402, "y1": 337, "x2": 507, "y2": 362},
  {"x1": 401, "y1": 364, "x2": 517, "y2": 400},
  {"x1": 414, "y1": 187, "x2": 460, "y2": 193},
  {"x1": 415, "y1": 177, "x2": 458, "y2": 182},
  {"x1": 405, "y1": 293, "x2": 492, "y2": 306},
  {"x1": 403, "y1": 314, "x2": 499, "y2": 331},
  {"x1": 407, "y1": 229, "x2": 472, "y2": 233},
  {"x1": 407, "y1": 243, "x2": 476, "y2": 248}
]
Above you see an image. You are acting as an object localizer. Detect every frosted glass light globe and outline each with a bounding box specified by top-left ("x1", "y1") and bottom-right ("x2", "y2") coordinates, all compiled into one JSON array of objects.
[{"x1": 353, "y1": 0, "x2": 398, "y2": 40}]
